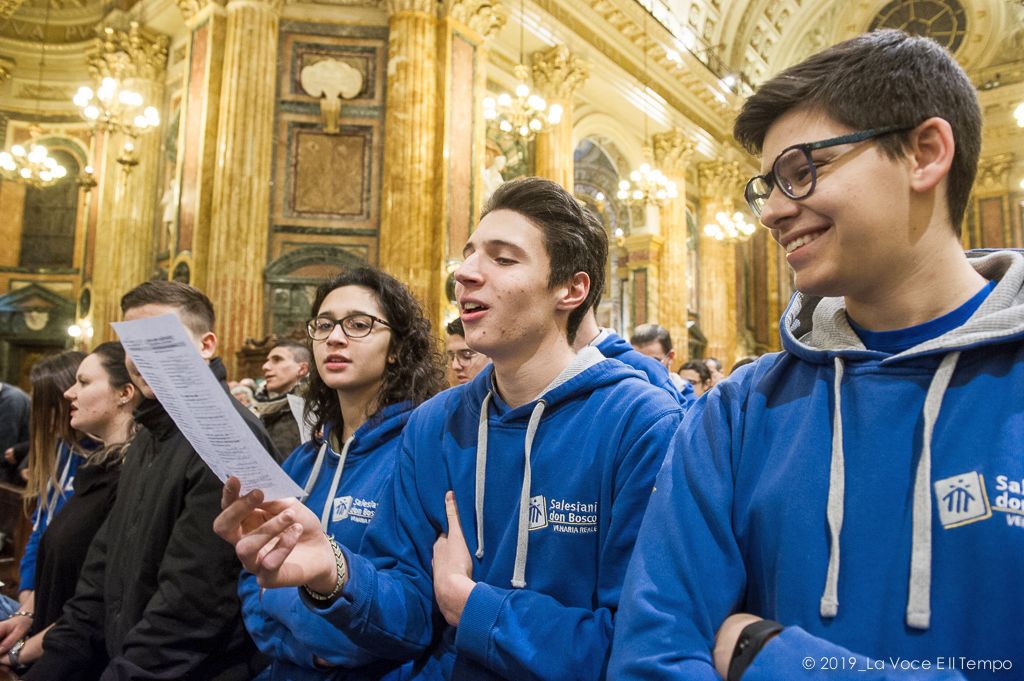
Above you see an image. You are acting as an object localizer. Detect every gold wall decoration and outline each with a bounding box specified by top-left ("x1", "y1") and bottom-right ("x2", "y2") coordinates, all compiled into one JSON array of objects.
[
  {"x1": 294, "y1": 131, "x2": 366, "y2": 214},
  {"x1": 88, "y1": 22, "x2": 170, "y2": 83},
  {"x1": 299, "y1": 59, "x2": 364, "y2": 133},
  {"x1": 447, "y1": 0, "x2": 506, "y2": 39}
]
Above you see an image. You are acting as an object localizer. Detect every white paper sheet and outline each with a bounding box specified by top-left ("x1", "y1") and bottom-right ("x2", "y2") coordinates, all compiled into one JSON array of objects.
[
  {"x1": 286, "y1": 393, "x2": 315, "y2": 444},
  {"x1": 113, "y1": 314, "x2": 305, "y2": 501}
]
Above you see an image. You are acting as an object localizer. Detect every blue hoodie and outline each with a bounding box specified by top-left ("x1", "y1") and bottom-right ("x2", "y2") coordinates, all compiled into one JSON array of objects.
[
  {"x1": 301, "y1": 347, "x2": 682, "y2": 680},
  {"x1": 609, "y1": 250, "x2": 1024, "y2": 680},
  {"x1": 593, "y1": 330, "x2": 693, "y2": 408},
  {"x1": 240, "y1": 402, "x2": 416, "y2": 681},
  {"x1": 20, "y1": 440, "x2": 82, "y2": 591}
]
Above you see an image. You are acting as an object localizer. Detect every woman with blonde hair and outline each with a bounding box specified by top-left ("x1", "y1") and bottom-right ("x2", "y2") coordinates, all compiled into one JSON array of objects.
[{"x1": 0, "y1": 343, "x2": 142, "y2": 674}]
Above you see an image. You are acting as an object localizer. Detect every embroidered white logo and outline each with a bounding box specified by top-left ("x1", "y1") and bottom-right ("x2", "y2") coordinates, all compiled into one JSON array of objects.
[
  {"x1": 934, "y1": 472, "x2": 991, "y2": 529},
  {"x1": 332, "y1": 496, "x2": 378, "y2": 525},
  {"x1": 333, "y1": 496, "x2": 353, "y2": 522},
  {"x1": 528, "y1": 495, "x2": 599, "y2": 534},
  {"x1": 994, "y1": 475, "x2": 1024, "y2": 528},
  {"x1": 528, "y1": 495, "x2": 548, "y2": 530}
]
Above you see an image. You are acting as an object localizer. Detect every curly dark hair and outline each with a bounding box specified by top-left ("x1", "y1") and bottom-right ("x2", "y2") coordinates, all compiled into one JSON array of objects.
[{"x1": 303, "y1": 267, "x2": 446, "y2": 439}]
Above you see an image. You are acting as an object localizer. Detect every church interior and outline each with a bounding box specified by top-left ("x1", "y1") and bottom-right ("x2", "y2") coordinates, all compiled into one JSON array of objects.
[{"x1": 0, "y1": 0, "x2": 1022, "y2": 384}]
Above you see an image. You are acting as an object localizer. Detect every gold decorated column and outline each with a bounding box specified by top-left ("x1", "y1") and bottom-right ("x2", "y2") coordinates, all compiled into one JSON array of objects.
[
  {"x1": 87, "y1": 22, "x2": 169, "y2": 343},
  {"x1": 173, "y1": 0, "x2": 229, "y2": 289},
  {"x1": 532, "y1": 45, "x2": 588, "y2": 190},
  {"x1": 206, "y1": 0, "x2": 281, "y2": 377},
  {"x1": 698, "y1": 160, "x2": 741, "y2": 367},
  {"x1": 653, "y1": 129, "x2": 694, "y2": 361},
  {"x1": 379, "y1": 0, "x2": 441, "y2": 320},
  {"x1": 441, "y1": 0, "x2": 505, "y2": 320}
]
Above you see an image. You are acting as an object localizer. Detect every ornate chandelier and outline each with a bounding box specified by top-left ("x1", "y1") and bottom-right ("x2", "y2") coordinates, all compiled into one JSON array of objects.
[
  {"x1": 482, "y1": 0, "x2": 561, "y2": 141},
  {"x1": 74, "y1": 76, "x2": 160, "y2": 166},
  {"x1": 703, "y1": 210, "x2": 757, "y2": 243},
  {"x1": 0, "y1": 142, "x2": 68, "y2": 187},
  {"x1": 483, "y1": 65, "x2": 562, "y2": 140},
  {"x1": 1, "y1": 3, "x2": 68, "y2": 188},
  {"x1": 72, "y1": 23, "x2": 162, "y2": 168},
  {"x1": 616, "y1": 151, "x2": 677, "y2": 205}
]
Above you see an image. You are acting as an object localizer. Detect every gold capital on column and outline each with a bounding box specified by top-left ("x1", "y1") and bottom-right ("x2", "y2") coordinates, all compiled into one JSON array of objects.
[
  {"x1": 379, "y1": 0, "x2": 442, "y2": 324},
  {"x1": 653, "y1": 129, "x2": 694, "y2": 362},
  {"x1": 697, "y1": 160, "x2": 742, "y2": 367},
  {"x1": 531, "y1": 45, "x2": 588, "y2": 190},
  {"x1": 206, "y1": 0, "x2": 281, "y2": 377},
  {"x1": 387, "y1": 0, "x2": 435, "y2": 15},
  {"x1": 176, "y1": 0, "x2": 226, "y2": 27},
  {"x1": 88, "y1": 21, "x2": 170, "y2": 82},
  {"x1": 446, "y1": 0, "x2": 506, "y2": 40}
]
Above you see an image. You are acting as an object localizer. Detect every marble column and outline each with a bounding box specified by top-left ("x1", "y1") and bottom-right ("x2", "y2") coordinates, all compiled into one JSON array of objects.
[
  {"x1": 698, "y1": 160, "x2": 742, "y2": 367},
  {"x1": 441, "y1": 0, "x2": 505, "y2": 320},
  {"x1": 653, "y1": 129, "x2": 694, "y2": 361},
  {"x1": 87, "y1": 22, "x2": 169, "y2": 343},
  {"x1": 378, "y1": 0, "x2": 442, "y2": 323},
  {"x1": 206, "y1": 0, "x2": 281, "y2": 377},
  {"x1": 532, "y1": 45, "x2": 588, "y2": 190},
  {"x1": 173, "y1": 0, "x2": 229, "y2": 289}
]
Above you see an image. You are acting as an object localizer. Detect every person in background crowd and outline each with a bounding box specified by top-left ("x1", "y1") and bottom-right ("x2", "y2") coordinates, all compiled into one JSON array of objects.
[
  {"x1": 729, "y1": 355, "x2": 759, "y2": 374},
  {"x1": 26, "y1": 281, "x2": 279, "y2": 681},
  {"x1": 252, "y1": 340, "x2": 312, "y2": 455},
  {"x1": 231, "y1": 384, "x2": 257, "y2": 409},
  {"x1": 611, "y1": 29, "x2": 1023, "y2": 680},
  {"x1": 574, "y1": 310, "x2": 690, "y2": 408},
  {"x1": 445, "y1": 318, "x2": 490, "y2": 386},
  {"x1": 630, "y1": 323, "x2": 695, "y2": 404},
  {"x1": 677, "y1": 359, "x2": 713, "y2": 398},
  {"x1": 215, "y1": 176, "x2": 683, "y2": 680},
  {"x1": 0, "y1": 352, "x2": 85, "y2": 665},
  {"x1": 0, "y1": 380, "x2": 30, "y2": 486},
  {"x1": 238, "y1": 266, "x2": 446, "y2": 680},
  {"x1": 1, "y1": 343, "x2": 142, "y2": 674},
  {"x1": 703, "y1": 357, "x2": 725, "y2": 386}
]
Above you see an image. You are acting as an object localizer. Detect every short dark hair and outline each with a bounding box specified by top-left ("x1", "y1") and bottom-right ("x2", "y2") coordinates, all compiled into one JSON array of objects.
[
  {"x1": 304, "y1": 267, "x2": 446, "y2": 439},
  {"x1": 733, "y1": 29, "x2": 981, "y2": 234},
  {"x1": 120, "y1": 280, "x2": 216, "y2": 336},
  {"x1": 272, "y1": 339, "x2": 311, "y2": 366},
  {"x1": 481, "y1": 177, "x2": 608, "y2": 344},
  {"x1": 446, "y1": 317, "x2": 465, "y2": 338},
  {"x1": 630, "y1": 323, "x2": 672, "y2": 355},
  {"x1": 679, "y1": 359, "x2": 711, "y2": 385}
]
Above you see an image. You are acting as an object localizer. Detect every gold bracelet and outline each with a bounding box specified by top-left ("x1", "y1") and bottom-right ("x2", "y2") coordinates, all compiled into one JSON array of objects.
[{"x1": 303, "y1": 535, "x2": 347, "y2": 601}]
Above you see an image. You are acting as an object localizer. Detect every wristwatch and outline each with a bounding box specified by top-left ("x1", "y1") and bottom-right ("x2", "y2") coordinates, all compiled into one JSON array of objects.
[{"x1": 7, "y1": 637, "x2": 26, "y2": 669}]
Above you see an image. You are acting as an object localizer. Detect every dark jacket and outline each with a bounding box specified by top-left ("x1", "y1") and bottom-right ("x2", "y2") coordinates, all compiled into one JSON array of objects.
[
  {"x1": 251, "y1": 393, "x2": 301, "y2": 460},
  {"x1": 28, "y1": 359, "x2": 279, "y2": 681},
  {"x1": 31, "y1": 458, "x2": 121, "y2": 634}
]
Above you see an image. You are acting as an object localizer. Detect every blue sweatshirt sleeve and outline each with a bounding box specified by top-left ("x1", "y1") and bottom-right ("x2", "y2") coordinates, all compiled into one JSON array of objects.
[
  {"x1": 746, "y1": 627, "x2": 966, "y2": 680},
  {"x1": 451, "y1": 407, "x2": 681, "y2": 681},
  {"x1": 18, "y1": 505, "x2": 45, "y2": 592},
  {"x1": 609, "y1": 386, "x2": 749, "y2": 680},
  {"x1": 299, "y1": 427, "x2": 440, "y2": 663},
  {"x1": 239, "y1": 570, "x2": 315, "y2": 668}
]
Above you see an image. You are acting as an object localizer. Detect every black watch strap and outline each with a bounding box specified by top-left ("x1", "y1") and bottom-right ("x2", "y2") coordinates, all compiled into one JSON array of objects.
[{"x1": 727, "y1": 619, "x2": 784, "y2": 681}]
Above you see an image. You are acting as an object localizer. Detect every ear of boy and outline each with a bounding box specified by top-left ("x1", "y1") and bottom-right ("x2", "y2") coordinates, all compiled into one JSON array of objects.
[
  {"x1": 906, "y1": 117, "x2": 955, "y2": 197},
  {"x1": 553, "y1": 272, "x2": 590, "y2": 313}
]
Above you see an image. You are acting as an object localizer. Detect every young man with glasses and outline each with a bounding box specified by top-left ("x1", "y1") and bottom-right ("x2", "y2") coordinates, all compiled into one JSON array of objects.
[
  {"x1": 611, "y1": 30, "x2": 1023, "y2": 679},
  {"x1": 445, "y1": 317, "x2": 490, "y2": 386},
  {"x1": 215, "y1": 177, "x2": 683, "y2": 680}
]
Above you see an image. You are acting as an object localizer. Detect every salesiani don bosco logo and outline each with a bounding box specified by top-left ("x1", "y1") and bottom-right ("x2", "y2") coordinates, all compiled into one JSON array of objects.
[{"x1": 528, "y1": 495, "x2": 598, "y2": 534}]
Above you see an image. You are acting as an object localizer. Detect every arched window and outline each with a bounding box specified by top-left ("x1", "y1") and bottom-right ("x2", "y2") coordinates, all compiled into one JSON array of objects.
[{"x1": 19, "y1": 150, "x2": 80, "y2": 268}]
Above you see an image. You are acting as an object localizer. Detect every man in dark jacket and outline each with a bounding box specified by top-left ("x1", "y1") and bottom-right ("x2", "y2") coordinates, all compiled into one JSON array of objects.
[
  {"x1": 251, "y1": 339, "x2": 310, "y2": 457},
  {"x1": 26, "y1": 281, "x2": 279, "y2": 681}
]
